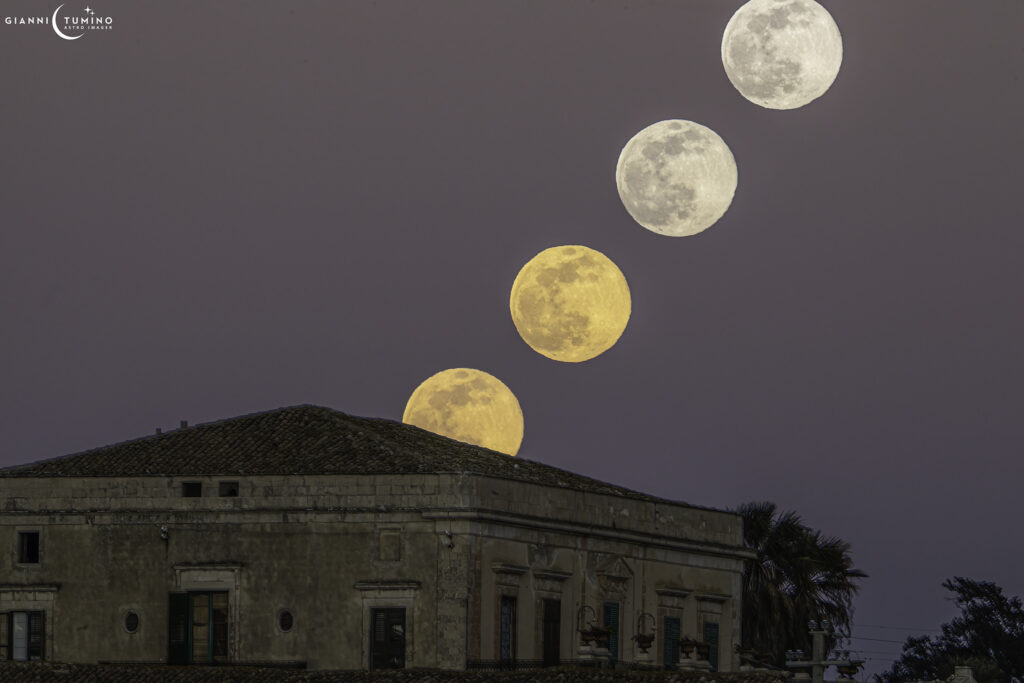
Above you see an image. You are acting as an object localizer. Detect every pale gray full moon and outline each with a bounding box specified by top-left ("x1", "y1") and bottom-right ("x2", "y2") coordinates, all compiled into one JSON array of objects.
[
  {"x1": 615, "y1": 120, "x2": 738, "y2": 237},
  {"x1": 722, "y1": 0, "x2": 843, "y2": 110}
]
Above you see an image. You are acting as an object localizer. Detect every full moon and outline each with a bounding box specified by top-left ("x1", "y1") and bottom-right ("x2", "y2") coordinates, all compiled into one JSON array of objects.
[
  {"x1": 616, "y1": 120, "x2": 738, "y2": 237},
  {"x1": 721, "y1": 0, "x2": 843, "y2": 110},
  {"x1": 510, "y1": 245, "x2": 630, "y2": 362},
  {"x1": 403, "y1": 368, "x2": 524, "y2": 456}
]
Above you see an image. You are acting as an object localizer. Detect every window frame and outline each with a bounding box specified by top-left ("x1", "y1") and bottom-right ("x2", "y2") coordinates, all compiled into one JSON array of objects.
[
  {"x1": 7, "y1": 610, "x2": 45, "y2": 661},
  {"x1": 277, "y1": 608, "x2": 294, "y2": 633},
  {"x1": 181, "y1": 482, "x2": 203, "y2": 498},
  {"x1": 123, "y1": 610, "x2": 140, "y2": 634},
  {"x1": 218, "y1": 481, "x2": 239, "y2": 497},
  {"x1": 16, "y1": 531, "x2": 40, "y2": 565}
]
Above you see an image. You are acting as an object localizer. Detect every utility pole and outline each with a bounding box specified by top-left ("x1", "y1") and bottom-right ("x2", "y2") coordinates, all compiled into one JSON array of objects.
[{"x1": 785, "y1": 620, "x2": 864, "y2": 683}]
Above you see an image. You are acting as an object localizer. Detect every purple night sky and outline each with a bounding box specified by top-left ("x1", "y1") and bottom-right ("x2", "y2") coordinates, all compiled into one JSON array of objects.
[{"x1": 2, "y1": 0, "x2": 1022, "y2": 675}]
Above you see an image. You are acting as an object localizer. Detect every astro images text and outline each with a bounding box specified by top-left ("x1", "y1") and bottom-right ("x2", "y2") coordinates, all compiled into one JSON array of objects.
[{"x1": 5, "y1": 9, "x2": 113, "y2": 30}]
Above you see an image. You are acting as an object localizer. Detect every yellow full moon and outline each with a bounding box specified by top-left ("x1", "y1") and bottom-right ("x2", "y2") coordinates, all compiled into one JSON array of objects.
[
  {"x1": 510, "y1": 245, "x2": 631, "y2": 362},
  {"x1": 721, "y1": 0, "x2": 843, "y2": 110},
  {"x1": 403, "y1": 368, "x2": 524, "y2": 455},
  {"x1": 616, "y1": 120, "x2": 738, "y2": 237}
]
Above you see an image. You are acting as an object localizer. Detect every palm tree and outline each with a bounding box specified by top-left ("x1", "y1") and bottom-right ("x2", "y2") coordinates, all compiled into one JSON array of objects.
[{"x1": 736, "y1": 501, "x2": 868, "y2": 666}]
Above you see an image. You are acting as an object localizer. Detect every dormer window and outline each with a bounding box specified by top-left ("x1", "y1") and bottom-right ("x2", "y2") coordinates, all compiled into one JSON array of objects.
[{"x1": 181, "y1": 482, "x2": 202, "y2": 498}]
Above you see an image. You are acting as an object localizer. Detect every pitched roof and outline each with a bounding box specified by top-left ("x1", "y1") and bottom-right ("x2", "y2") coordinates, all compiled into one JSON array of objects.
[{"x1": 0, "y1": 405, "x2": 692, "y2": 507}]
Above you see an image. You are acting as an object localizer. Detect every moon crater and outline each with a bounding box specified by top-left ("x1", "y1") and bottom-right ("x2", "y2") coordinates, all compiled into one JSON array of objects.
[
  {"x1": 403, "y1": 368, "x2": 523, "y2": 455},
  {"x1": 722, "y1": 0, "x2": 843, "y2": 110},
  {"x1": 616, "y1": 120, "x2": 737, "y2": 237},
  {"x1": 510, "y1": 245, "x2": 631, "y2": 363}
]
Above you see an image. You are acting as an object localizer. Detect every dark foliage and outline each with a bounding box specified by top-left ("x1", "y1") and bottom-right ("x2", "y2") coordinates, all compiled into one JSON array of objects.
[
  {"x1": 735, "y1": 501, "x2": 867, "y2": 666},
  {"x1": 881, "y1": 578, "x2": 1024, "y2": 683}
]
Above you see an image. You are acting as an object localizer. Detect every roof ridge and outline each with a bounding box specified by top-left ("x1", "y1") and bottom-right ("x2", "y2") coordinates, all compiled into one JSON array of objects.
[{"x1": 0, "y1": 404, "x2": 715, "y2": 511}]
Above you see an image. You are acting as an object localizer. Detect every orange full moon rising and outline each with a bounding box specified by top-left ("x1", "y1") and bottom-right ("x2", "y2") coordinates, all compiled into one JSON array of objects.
[{"x1": 402, "y1": 368, "x2": 524, "y2": 456}]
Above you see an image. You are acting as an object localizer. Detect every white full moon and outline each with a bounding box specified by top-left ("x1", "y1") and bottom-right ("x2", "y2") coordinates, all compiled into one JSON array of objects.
[
  {"x1": 615, "y1": 120, "x2": 738, "y2": 237},
  {"x1": 722, "y1": 0, "x2": 843, "y2": 110}
]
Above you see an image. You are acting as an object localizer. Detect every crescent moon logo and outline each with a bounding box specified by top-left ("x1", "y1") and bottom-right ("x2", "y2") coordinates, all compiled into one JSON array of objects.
[{"x1": 52, "y1": 5, "x2": 84, "y2": 40}]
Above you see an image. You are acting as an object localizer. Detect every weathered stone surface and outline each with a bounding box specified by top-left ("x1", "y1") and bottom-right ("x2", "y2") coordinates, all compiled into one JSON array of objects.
[
  {"x1": 0, "y1": 407, "x2": 752, "y2": 671},
  {"x1": 0, "y1": 661, "x2": 792, "y2": 682}
]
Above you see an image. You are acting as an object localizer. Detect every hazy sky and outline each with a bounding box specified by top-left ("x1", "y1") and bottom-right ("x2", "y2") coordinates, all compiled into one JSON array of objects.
[{"x1": 2, "y1": 0, "x2": 1022, "y2": 675}]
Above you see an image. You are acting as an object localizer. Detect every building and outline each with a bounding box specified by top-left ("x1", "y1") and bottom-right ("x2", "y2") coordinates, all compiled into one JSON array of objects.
[{"x1": 0, "y1": 405, "x2": 753, "y2": 671}]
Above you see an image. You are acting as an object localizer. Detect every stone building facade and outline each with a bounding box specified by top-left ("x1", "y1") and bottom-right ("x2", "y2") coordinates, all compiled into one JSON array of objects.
[{"x1": 0, "y1": 405, "x2": 752, "y2": 671}]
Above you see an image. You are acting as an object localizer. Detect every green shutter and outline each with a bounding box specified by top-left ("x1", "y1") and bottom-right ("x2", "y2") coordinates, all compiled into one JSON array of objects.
[
  {"x1": 703, "y1": 620, "x2": 720, "y2": 671},
  {"x1": 167, "y1": 593, "x2": 189, "y2": 664},
  {"x1": 664, "y1": 616, "x2": 680, "y2": 668},
  {"x1": 603, "y1": 602, "x2": 619, "y2": 661}
]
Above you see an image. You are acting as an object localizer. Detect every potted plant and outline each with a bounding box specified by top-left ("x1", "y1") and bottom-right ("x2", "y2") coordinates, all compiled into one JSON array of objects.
[
  {"x1": 679, "y1": 635, "x2": 698, "y2": 656},
  {"x1": 591, "y1": 625, "x2": 613, "y2": 648},
  {"x1": 633, "y1": 631, "x2": 655, "y2": 653}
]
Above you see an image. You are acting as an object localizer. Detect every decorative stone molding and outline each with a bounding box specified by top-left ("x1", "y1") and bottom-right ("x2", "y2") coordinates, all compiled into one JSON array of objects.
[
  {"x1": 353, "y1": 580, "x2": 421, "y2": 592},
  {"x1": 532, "y1": 568, "x2": 571, "y2": 594},
  {"x1": 597, "y1": 556, "x2": 632, "y2": 598},
  {"x1": 655, "y1": 585, "x2": 691, "y2": 610},
  {"x1": 695, "y1": 591, "x2": 729, "y2": 615},
  {"x1": 491, "y1": 563, "x2": 528, "y2": 589}
]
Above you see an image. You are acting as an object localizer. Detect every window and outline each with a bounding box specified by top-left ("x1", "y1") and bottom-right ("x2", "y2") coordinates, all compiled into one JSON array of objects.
[
  {"x1": 498, "y1": 596, "x2": 516, "y2": 669},
  {"x1": 541, "y1": 598, "x2": 560, "y2": 667},
  {"x1": 218, "y1": 481, "x2": 239, "y2": 497},
  {"x1": 7, "y1": 611, "x2": 45, "y2": 661},
  {"x1": 17, "y1": 532, "x2": 39, "y2": 564},
  {"x1": 702, "y1": 619, "x2": 720, "y2": 671},
  {"x1": 124, "y1": 611, "x2": 139, "y2": 634},
  {"x1": 167, "y1": 592, "x2": 228, "y2": 664},
  {"x1": 663, "y1": 616, "x2": 681, "y2": 668},
  {"x1": 602, "y1": 601, "x2": 620, "y2": 661},
  {"x1": 370, "y1": 608, "x2": 405, "y2": 670},
  {"x1": 181, "y1": 482, "x2": 202, "y2": 497},
  {"x1": 278, "y1": 610, "x2": 293, "y2": 632}
]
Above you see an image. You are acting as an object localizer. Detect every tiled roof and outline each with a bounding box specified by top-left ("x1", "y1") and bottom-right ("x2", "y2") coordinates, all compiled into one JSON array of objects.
[{"x1": 0, "y1": 405, "x2": 687, "y2": 506}]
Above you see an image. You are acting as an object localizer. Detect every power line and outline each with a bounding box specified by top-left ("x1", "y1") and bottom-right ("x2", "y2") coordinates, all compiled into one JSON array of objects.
[
  {"x1": 854, "y1": 623, "x2": 942, "y2": 633},
  {"x1": 849, "y1": 636, "x2": 909, "y2": 644}
]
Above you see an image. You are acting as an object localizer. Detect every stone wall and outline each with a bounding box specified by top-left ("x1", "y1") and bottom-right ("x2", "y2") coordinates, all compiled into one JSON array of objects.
[{"x1": 1, "y1": 472, "x2": 748, "y2": 671}]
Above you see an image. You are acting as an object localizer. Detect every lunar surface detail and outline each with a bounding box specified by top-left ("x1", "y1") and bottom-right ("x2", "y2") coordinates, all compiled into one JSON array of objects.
[
  {"x1": 615, "y1": 120, "x2": 738, "y2": 237},
  {"x1": 721, "y1": 0, "x2": 843, "y2": 110},
  {"x1": 403, "y1": 368, "x2": 524, "y2": 455},
  {"x1": 509, "y1": 245, "x2": 631, "y2": 363}
]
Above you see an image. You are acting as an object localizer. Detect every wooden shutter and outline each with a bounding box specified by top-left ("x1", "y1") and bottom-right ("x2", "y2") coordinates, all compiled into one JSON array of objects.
[
  {"x1": 664, "y1": 616, "x2": 681, "y2": 668},
  {"x1": 602, "y1": 602, "x2": 619, "y2": 661},
  {"x1": 371, "y1": 608, "x2": 405, "y2": 670},
  {"x1": 498, "y1": 596, "x2": 516, "y2": 666},
  {"x1": 167, "y1": 593, "x2": 189, "y2": 664},
  {"x1": 702, "y1": 620, "x2": 720, "y2": 671},
  {"x1": 542, "y1": 599, "x2": 561, "y2": 667},
  {"x1": 27, "y1": 611, "x2": 44, "y2": 660}
]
